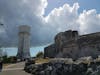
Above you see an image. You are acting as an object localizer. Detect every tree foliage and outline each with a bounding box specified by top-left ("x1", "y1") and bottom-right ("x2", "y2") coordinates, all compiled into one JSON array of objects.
[{"x1": 36, "y1": 51, "x2": 44, "y2": 58}]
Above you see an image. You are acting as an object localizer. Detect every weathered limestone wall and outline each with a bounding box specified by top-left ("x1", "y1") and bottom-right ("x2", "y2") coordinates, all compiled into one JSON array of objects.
[
  {"x1": 78, "y1": 33, "x2": 100, "y2": 58},
  {"x1": 44, "y1": 30, "x2": 100, "y2": 59},
  {"x1": 44, "y1": 44, "x2": 56, "y2": 58},
  {"x1": 62, "y1": 40, "x2": 79, "y2": 59}
]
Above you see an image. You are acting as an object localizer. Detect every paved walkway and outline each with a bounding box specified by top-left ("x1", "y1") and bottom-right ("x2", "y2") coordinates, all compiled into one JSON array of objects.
[{"x1": 0, "y1": 62, "x2": 31, "y2": 75}]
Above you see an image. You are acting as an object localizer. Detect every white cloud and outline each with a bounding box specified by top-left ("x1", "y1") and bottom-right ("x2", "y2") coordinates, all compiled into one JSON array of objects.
[
  {"x1": 0, "y1": 0, "x2": 48, "y2": 46},
  {"x1": 45, "y1": 3, "x2": 100, "y2": 35},
  {"x1": 0, "y1": 0, "x2": 100, "y2": 47},
  {"x1": 22, "y1": 0, "x2": 48, "y2": 16},
  {"x1": 78, "y1": 9, "x2": 100, "y2": 34},
  {"x1": 45, "y1": 3, "x2": 80, "y2": 32}
]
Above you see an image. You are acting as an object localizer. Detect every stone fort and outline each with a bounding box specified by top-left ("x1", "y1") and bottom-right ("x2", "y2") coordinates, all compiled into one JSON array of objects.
[{"x1": 44, "y1": 30, "x2": 100, "y2": 59}]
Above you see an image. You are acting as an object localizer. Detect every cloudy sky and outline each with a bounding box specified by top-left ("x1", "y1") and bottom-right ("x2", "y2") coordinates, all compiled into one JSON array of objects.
[{"x1": 0, "y1": 0, "x2": 100, "y2": 47}]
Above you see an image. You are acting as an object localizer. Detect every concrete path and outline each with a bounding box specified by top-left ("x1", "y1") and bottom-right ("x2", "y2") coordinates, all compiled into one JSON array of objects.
[{"x1": 0, "y1": 62, "x2": 31, "y2": 75}]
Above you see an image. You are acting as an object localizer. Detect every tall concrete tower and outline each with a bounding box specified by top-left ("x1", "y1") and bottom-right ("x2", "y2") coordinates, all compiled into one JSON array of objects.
[{"x1": 17, "y1": 25, "x2": 30, "y2": 60}]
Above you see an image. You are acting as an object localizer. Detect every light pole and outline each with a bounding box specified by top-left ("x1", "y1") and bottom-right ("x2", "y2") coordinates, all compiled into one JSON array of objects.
[
  {"x1": 0, "y1": 23, "x2": 4, "y2": 57},
  {"x1": 0, "y1": 23, "x2": 4, "y2": 44}
]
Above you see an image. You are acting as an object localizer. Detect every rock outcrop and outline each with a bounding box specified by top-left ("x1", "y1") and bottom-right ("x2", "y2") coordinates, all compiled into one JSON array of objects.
[
  {"x1": 24, "y1": 58, "x2": 100, "y2": 75},
  {"x1": 44, "y1": 30, "x2": 100, "y2": 59}
]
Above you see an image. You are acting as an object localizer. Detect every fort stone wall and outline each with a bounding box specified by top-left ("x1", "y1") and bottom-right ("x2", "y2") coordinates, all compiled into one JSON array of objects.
[{"x1": 44, "y1": 30, "x2": 100, "y2": 59}]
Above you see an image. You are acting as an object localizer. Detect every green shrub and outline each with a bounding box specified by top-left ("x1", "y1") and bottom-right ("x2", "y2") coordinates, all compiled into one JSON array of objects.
[
  {"x1": 2, "y1": 56, "x2": 17, "y2": 63},
  {"x1": 36, "y1": 51, "x2": 44, "y2": 58}
]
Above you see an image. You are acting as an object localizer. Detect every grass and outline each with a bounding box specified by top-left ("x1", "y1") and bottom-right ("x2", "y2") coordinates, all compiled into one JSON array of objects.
[
  {"x1": 35, "y1": 58, "x2": 50, "y2": 64},
  {"x1": 3, "y1": 63, "x2": 11, "y2": 68},
  {"x1": 34, "y1": 57, "x2": 99, "y2": 65}
]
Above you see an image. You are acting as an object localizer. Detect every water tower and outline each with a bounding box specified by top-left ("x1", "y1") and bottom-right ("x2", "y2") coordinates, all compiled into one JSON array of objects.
[{"x1": 17, "y1": 25, "x2": 30, "y2": 60}]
